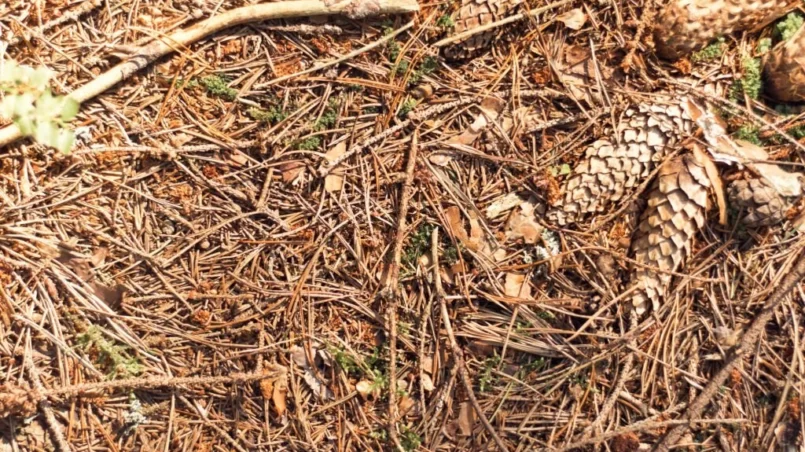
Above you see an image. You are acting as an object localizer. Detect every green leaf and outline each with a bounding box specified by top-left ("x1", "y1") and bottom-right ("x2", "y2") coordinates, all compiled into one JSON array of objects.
[
  {"x1": 16, "y1": 116, "x2": 34, "y2": 136},
  {"x1": 35, "y1": 90, "x2": 58, "y2": 119},
  {"x1": 34, "y1": 120, "x2": 58, "y2": 147},
  {"x1": 559, "y1": 164, "x2": 572, "y2": 175},
  {"x1": 0, "y1": 95, "x2": 16, "y2": 119},
  {"x1": 0, "y1": 60, "x2": 19, "y2": 84},
  {"x1": 60, "y1": 97, "x2": 80, "y2": 122},
  {"x1": 29, "y1": 67, "x2": 53, "y2": 91},
  {"x1": 14, "y1": 92, "x2": 35, "y2": 118},
  {"x1": 55, "y1": 129, "x2": 75, "y2": 154}
]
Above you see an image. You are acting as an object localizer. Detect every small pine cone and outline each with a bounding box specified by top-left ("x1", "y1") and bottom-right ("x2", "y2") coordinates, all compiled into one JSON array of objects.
[
  {"x1": 549, "y1": 101, "x2": 695, "y2": 226},
  {"x1": 654, "y1": 0, "x2": 798, "y2": 60},
  {"x1": 764, "y1": 25, "x2": 805, "y2": 102},
  {"x1": 630, "y1": 154, "x2": 711, "y2": 315},
  {"x1": 442, "y1": 0, "x2": 523, "y2": 61},
  {"x1": 727, "y1": 177, "x2": 792, "y2": 226}
]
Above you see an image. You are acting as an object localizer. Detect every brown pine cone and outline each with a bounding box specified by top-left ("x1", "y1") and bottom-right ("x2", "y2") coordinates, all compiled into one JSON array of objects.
[
  {"x1": 549, "y1": 101, "x2": 695, "y2": 226},
  {"x1": 442, "y1": 0, "x2": 523, "y2": 61},
  {"x1": 728, "y1": 177, "x2": 792, "y2": 226},
  {"x1": 630, "y1": 154, "x2": 711, "y2": 315},
  {"x1": 764, "y1": 25, "x2": 805, "y2": 102},
  {"x1": 654, "y1": 0, "x2": 798, "y2": 60}
]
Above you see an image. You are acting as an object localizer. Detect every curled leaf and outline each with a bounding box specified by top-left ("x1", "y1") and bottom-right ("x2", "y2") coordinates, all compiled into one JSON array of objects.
[{"x1": 556, "y1": 8, "x2": 587, "y2": 30}]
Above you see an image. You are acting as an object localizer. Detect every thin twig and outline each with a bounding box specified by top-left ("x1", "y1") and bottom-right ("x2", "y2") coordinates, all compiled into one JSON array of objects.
[{"x1": 431, "y1": 228, "x2": 509, "y2": 451}]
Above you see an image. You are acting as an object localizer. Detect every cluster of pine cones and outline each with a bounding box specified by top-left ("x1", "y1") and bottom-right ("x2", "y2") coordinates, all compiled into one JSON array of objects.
[{"x1": 442, "y1": 0, "x2": 805, "y2": 315}]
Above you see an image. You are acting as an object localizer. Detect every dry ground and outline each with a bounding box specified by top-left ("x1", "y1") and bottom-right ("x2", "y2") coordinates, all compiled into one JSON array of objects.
[{"x1": 1, "y1": 0, "x2": 805, "y2": 450}]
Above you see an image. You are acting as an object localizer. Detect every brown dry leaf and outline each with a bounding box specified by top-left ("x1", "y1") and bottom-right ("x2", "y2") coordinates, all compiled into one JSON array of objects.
[
  {"x1": 486, "y1": 192, "x2": 524, "y2": 219},
  {"x1": 458, "y1": 401, "x2": 475, "y2": 436},
  {"x1": 90, "y1": 247, "x2": 108, "y2": 267},
  {"x1": 355, "y1": 380, "x2": 376, "y2": 398},
  {"x1": 556, "y1": 8, "x2": 586, "y2": 30},
  {"x1": 398, "y1": 395, "x2": 415, "y2": 415},
  {"x1": 504, "y1": 199, "x2": 543, "y2": 244},
  {"x1": 445, "y1": 206, "x2": 470, "y2": 244},
  {"x1": 324, "y1": 141, "x2": 347, "y2": 192},
  {"x1": 272, "y1": 371, "x2": 288, "y2": 416},
  {"x1": 556, "y1": 45, "x2": 613, "y2": 104},
  {"x1": 504, "y1": 272, "x2": 531, "y2": 299},
  {"x1": 280, "y1": 161, "x2": 306, "y2": 184},
  {"x1": 432, "y1": 97, "x2": 505, "y2": 166},
  {"x1": 420, "y1": 373, "x2": 435, "y2": 392}
]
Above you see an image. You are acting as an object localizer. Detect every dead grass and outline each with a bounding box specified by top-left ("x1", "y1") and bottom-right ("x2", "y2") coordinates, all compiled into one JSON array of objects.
[{"x1": 1, "y1": 0, "x2": 804, "y2": 451}]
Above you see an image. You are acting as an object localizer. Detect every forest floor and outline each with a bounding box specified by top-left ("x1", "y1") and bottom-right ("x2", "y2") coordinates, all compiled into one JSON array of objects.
[{"x1": 1, "y1": 0, "x2": 805, "y2": 450}]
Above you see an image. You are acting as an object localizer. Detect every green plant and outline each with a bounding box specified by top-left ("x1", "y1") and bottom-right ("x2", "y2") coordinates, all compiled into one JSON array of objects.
[
  {"x1": 387, "y1": 40, "x2": 402, "y2": 62},
  {"x1": 200, "y1": 74, "x2": 237, "y2": 100},
  {"x1": 76, "y1": 325, "x2": 143, "y2": 378},
  {"x1": 402, "y1": 222, "x2": 434, "y2": 269},
  {"x1": 479, "y1": 353, "x2": 501, "y2": 393},
  {"x1": 0, "y1": 57, "x2": 79, "y2": 153},
  {"x1": 437, "y1": 14, "x2": 455, "y2": 29},
  {"x1": 692, "y1": 37, "x2": 725, "y2": 62},
  {"x1": 314, "y1": 107, "x2": 338, "y2": 131},
  {"x1": 734, "y1": 124, "x2": 762, "y2": 145},
  {"x1": 400, "y1": 427, "x2": 422, "y2": 451},
  {"x1": 330, "y1": 346, "x2": 360, "y2": 375},
  {"x1": 397, "y1": 98, "x2": 417, "y2": 119},
  {"x1": 247, "y1": 105, "x2": 287, "y2": 123},
  {"x1": 756, "y1": 37, "x2": 773, "y2": 55},
  {"x1": 294, "y1": 135, "x2": 322, "y2": 150},
  {"x1": 775, "y1": 12, "x2": 804, "y2": 41},
  {"x1": 408, "y1": 56, "x2": 439, "y2": 85},
  {"x1": 443, "y1": 245, "x2": 460, "y2": 265},
  {"x1": 730, "y1": 57, "x2": 762, "y2": 101}
]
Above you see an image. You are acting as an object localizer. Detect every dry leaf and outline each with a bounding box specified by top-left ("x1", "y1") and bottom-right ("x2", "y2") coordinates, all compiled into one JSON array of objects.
[
  {"x1": 421, "y1": 373, "x2": 435, "y2": 392},
  {"x1": 280, "y1": 161, "x2": 306, "y2": 184},
  {"x1": 324, "y1": 141, "x2": 347, "y2": 192},
  {"x1": 504, "y1": 199, "x2": 543, "y2": 244},
  {"x1": 486, "y1": 192, "x2": 524, "y2": 219},
  {"x1": 557, "y1": 8, "x2": 586, "y2": 30},
  {"x1": 90, "y1": 247, "x2": 108, "y2": 267},
  {"x1": 504, "y1": 272, "x2": 531, "y2": 299},
  {"x1": 432, "y1": 97, "x2": 505, "y2": 166},
  {"x1": 398, "y1": 395, "x2": 415, "y2": 415},
  {"x1": 691, "y1": 143, "x2": 726, "y2": 225},
  {"x1": 458, "y1": 401, "x2": 475, "y2": 436},
  {"x1": 302, "y1": 369, "x2": 334, "y2": 400},
  {"x1": 355, "y1": 380, "x2": 376, "y2": 398},
  {"x1": 272, "y1": 378, "x2": 287, "y2": 416}
]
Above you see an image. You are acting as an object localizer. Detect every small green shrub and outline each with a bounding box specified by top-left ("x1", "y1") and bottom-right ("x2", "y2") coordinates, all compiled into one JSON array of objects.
[
  {"x1": 730, "y1": 57, "x2": 762, "y2": 101},
  {"x1": 692, "y1": 37, "x2": 725, "y2": 62},
  {"x1": 200, "y1": 74, "x2": 237, "y2": 100},
  {"x1": 0, "y1": 58, "x2": 79, "y2": 153},
  {"x1": 77, "y1": 325, "x2": 143, "y2": 378},
  {"x1": 775, "y1": 12, "x2": 804, "y2": 42},
  {"x1": 247, "y1": 105, "x2": 287, "y2": 123},
  {"x1": 734, "y1": 124, "x2": 762, "y2": 145},
  {"x1": 437, "y1": 14, "x2": 455, "y2": 29},
  {"x1": 397, "y1": 98, "x2": 417, "y2": 119}
]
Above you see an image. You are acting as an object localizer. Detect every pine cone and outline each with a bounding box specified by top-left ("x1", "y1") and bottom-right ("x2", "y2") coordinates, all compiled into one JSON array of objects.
[
  {"x1": 442, "y1": 0, "x2": 523, "y2": 61},
  {"x1": 728, "y1": 177, "x2": 792, "y2": 226},
  {"x1": 764, "y1": 25, "x2": 805, "y2": 102},
  {"x1": 654, "y1": 0, "x2": 798, "y2": 60},
  {"x1": 549, "y1": 102, "x2": 695, "y2": 225},
  {"x1": 630, "y1": 154, "x2": 711, "y2": 315}
]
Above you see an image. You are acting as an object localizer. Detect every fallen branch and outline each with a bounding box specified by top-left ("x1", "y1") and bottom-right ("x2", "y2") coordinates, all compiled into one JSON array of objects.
[
  {"x1": 431, "y1": 227, "x2": 510, "y2": 451},
  {"x1": 0, "y1": 0, "x2": 419, "y2": 149},
  {"x1": 654, "y1": 241, "x2": 805, "y2": 451}
]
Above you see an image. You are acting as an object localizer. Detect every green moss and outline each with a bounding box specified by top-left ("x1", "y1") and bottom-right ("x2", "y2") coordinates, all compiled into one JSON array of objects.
[
  {"x1": 200, "y1": 74, "x2": 237, "y2": 100},
  {"x1": 479, "y1": 353, "x2": 501, "y2": 393},
  {"x1": 408, "y1": 56, "x2": 439, "y2": 85},
  {"x1": 734, "y1": 124, "x2": 762, "y2": 145},
  {"x1": 402, "y1": 223, "x2": 434, "y2": 270},
  {"x1": 437, "y1": 14, "x2": 455, "y2": 29},
  {"x1": 730, "y1": 57, "x2": 762, "y2": 101},
  {"x1": 443, "y1": 245, "x2": 459, "y2": 265},
  {"x1": 756, "y1": 37, "x2": 773, "y2": 55},
  {"x1": 294, "y1": 135, "x2": 322, "y2": 150},
  {"x1": 692, "y1": 37, "x2": 725, "y2": 62},
  {"x1": 400, "y1": 428, "x2": 422, "y2": 451},
  {"x1": 314, "y1": 108, "x2": 338, "y2": 131},
  {"x1": 247, "y1": 105, "x2": 287, "y2": 123},
  {"x1": 397, "y1": 98, "x2": 417, "y2": 119},
  {"x1": 77, "y1": 325, "x2": 143, "y2": 378},
  {"x1": 775, "y1": 12, "x2": 804, "y2": 42}
]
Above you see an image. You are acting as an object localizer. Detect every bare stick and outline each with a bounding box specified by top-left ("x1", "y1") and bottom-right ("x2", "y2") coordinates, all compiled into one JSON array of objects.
[
  {"x1": 0, "y1": 0, "x2": 419, "y2": 149},
  {"x1": 654, "y1": 242, "x2": 805, "y2": 451},
  {"x1": 379, "y1": 128, "x2": 421, "y2": 450},
  {"x1": 431, "y1": 228, "x2": 509, "y2": 451},
  {"x1": 24, "y1": 338, "x2": 72, "y2": 452},
  {"x1": 430, "y1": 0, "x2": 572, "y2": 48}
]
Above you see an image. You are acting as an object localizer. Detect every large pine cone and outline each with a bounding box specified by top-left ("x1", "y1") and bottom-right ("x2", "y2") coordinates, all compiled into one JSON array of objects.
[
  {"x1": 630, "y1": 154, "x2": 711, "y2": 315},
  {"x1": 549, "y1": 102, "x2": 694, "y2": 226},
  {"x1": 764, "y1": 25, "x2": 805, "y2": 102},
  {"x1": 728, "y1": 177, "x2": 792, "y2": 226},
  {"x1": 442, "y1": 0, "x2": 523, "y2": 61},
  {"x1": 654, "y1": 0, "x2": 798, "y2": 60}
]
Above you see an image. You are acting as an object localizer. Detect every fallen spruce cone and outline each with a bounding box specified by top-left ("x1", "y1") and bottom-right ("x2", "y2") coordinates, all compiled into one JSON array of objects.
[
  {"x1": 654, "y1": 0, "x2": 798, "y2": 60},
  {"x1": 727, "y1": 177, "x2": 793, "y2": 226},
  {"x1": 630, "y1": 153, "x2": 711, "y2": 315},
  {"x1": 549, "y1": 101, "x2": 694, "y2": 225},
  {"x1": 442, "y1": 0, "x2": 522, "y2": 61},
  {"x1": 764, "y1": 24, "x2": 805, "y2": 102}
]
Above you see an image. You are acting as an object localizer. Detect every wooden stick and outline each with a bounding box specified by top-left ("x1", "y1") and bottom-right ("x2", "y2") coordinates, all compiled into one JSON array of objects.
[
  {"x1": 431, "y1": 228, "x2": 510, "y2": 451},
  {"x1": 0, "y1": 0, "x2": 419, "y2": 149}
]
